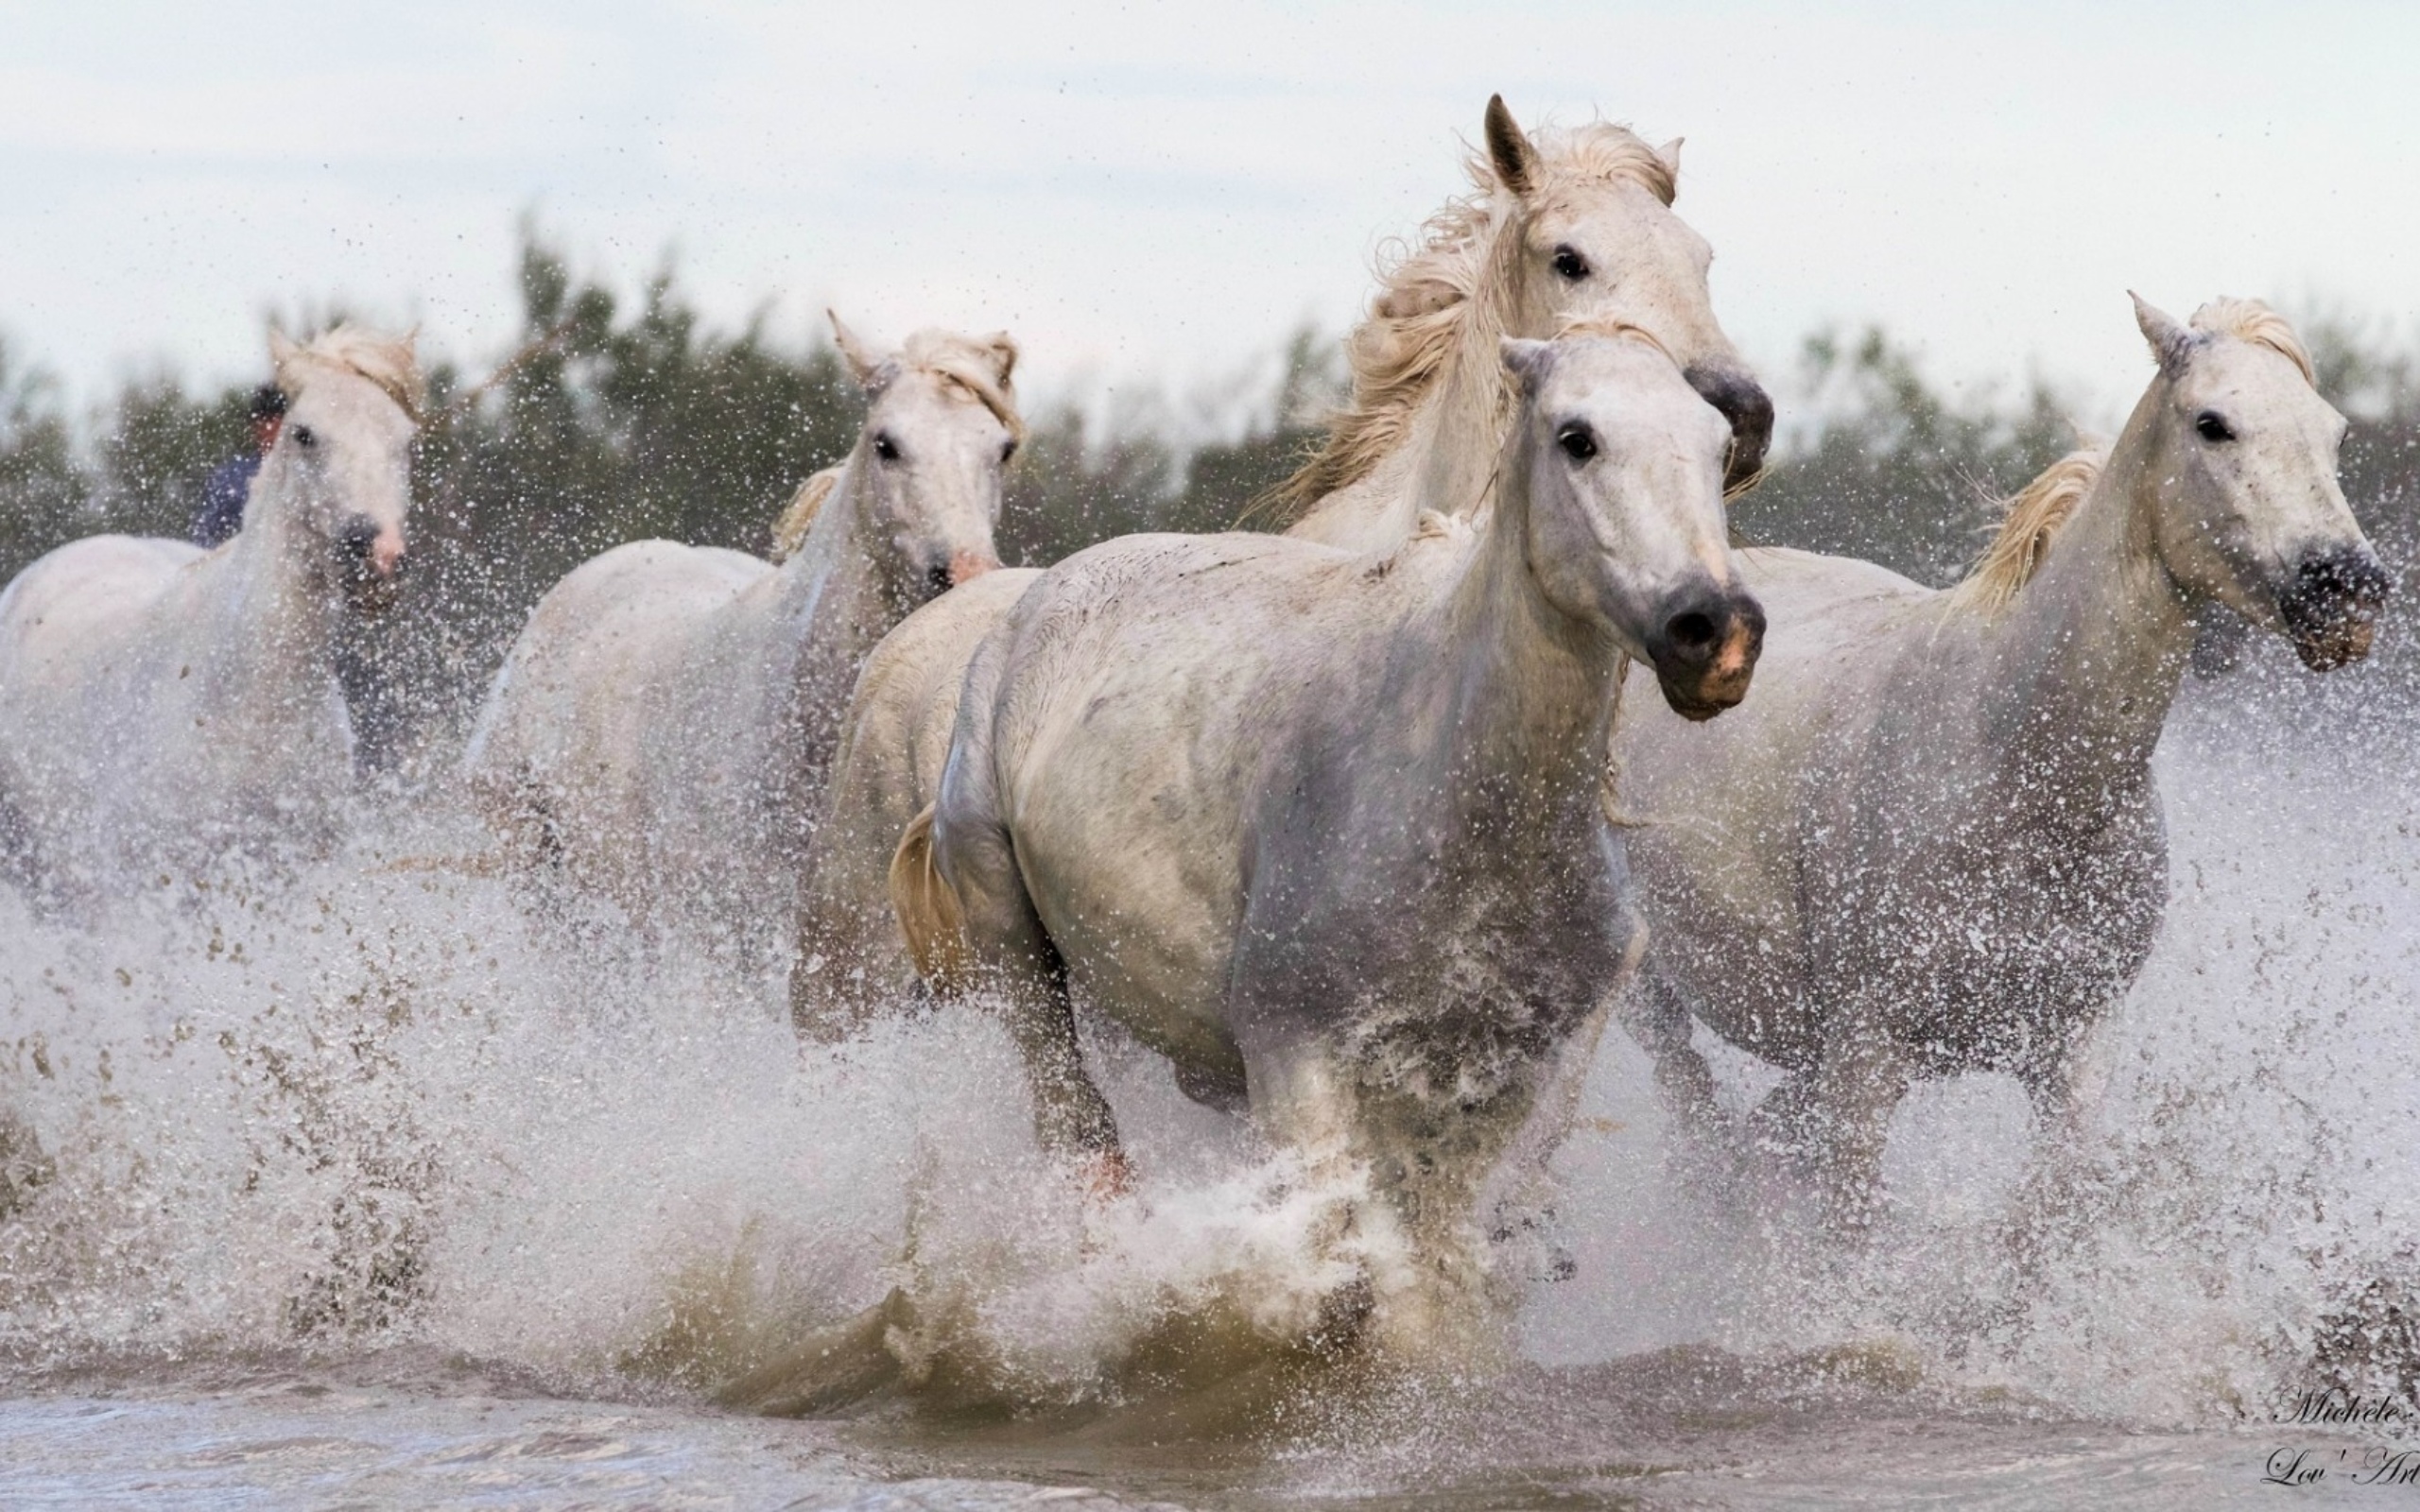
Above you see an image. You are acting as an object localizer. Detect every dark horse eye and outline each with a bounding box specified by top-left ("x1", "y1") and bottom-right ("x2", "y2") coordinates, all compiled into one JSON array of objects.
[
  {"x1": 873, "y1": 433, "x2": 900, "y2": 462},
  {"x1": 1557, "y1": 422, "x2": 1599, "y2": 462},
  {"x1": 2195, "y1": 410, "x2": 2237, "y2": 443},
  {"x1": 1551, "y1": 245, "x2": 1590, "y2": 282},
  {"x1": 1000, "y1": 438, "x2": 1019, "y2": 463},
  {"x1": 289, "y1": 424, "x2": 317, "y2": 449}
]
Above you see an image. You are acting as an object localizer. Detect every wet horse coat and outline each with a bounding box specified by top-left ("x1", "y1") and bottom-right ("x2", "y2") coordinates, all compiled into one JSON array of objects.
[
  {"x1": 793, "y1": 94, "x2": 1772, "y2": 1028},
  {"x1": 1612, "y1": 298, "x2": 2391, "y2": 1217},
  {"x1": 908, "y1": 334, "x2": 1760, "y2": 1353}
]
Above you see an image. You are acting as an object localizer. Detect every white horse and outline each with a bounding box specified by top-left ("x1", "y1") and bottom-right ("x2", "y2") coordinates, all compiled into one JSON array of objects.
[
  {"x1": 898, "y1": 331, "x2": 1761, "y2": 1355},
  {"x1": 0, "y1": 325, "x2": 419, "y2": 896},
  {"x1": 1610, "y1": 297, "x2": 2392, "y2": 1222},
  {"x1": 792, "y1": 94, "x2": 1770, "y2": 1028},
  {"x1": 461, "y1": 318, "x2": 1022, "y2": 941}
]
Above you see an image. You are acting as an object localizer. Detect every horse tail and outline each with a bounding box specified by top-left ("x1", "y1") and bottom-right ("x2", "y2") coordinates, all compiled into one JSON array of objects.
[{"x1": 890, "y1": 803, "x2": 974, "y2": 997}]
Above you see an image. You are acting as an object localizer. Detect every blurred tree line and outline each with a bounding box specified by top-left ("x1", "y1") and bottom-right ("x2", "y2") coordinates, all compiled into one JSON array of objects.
[{"x1": 2, "y1": 232, "x2": 2414, "y2": 756}]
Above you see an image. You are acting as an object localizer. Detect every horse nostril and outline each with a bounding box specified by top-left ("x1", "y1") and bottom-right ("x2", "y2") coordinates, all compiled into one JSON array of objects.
[
  {"x1": 926, "y1": 563, "x2": 955, "y2": 595},
  {"x1": 339, "y1": 518, "x2": 379, "y2": 558},
  {"x1": 1666, "y1": 610, "x2": 1720, "y2": 653}
]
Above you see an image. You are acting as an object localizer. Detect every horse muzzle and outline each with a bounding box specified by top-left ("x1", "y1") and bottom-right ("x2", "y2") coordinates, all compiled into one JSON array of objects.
[
  {"x1": 1643, "y1": 584, "x2": 1765, "y2": 720},
  {"x1": 2278, "y1": 544, "x2": 2391, "y2": 672},
  {"x1": 1685, "y1": 361, "x2": 1774, "y2": 494},
  {"x1": 924, "y1": 549, "x2": 999, "y2": 598},
  {"x1": 337, "y1": 517, "x2": 406, "y2": 616}
]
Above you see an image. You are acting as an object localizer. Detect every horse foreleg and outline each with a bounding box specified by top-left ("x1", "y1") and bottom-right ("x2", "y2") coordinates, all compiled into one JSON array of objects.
[
  {"x1": 1754, "y1": 1018, "x2": 1909, "y2": 1235},
  {"x1": 2006, "y1": 1022, "x2": 2114, "y2": 1278},
  {"x1": 1806, "y1": 1025, "x2": 1911, "y2": 1233},
  {"x1": 1617, "y1": 970, "x2": 1724, "y2": 1141}
]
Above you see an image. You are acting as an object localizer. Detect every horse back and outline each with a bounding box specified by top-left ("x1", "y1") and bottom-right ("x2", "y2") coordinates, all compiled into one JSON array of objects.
[{"x1": 0, "y1": 534, "x2": 205, "y2": 686}]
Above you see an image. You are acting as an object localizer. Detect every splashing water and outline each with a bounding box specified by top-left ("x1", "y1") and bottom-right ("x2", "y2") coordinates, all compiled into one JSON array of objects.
[{"x1": 1, "y1": 642, "x2": 2415, "y2": 1506}]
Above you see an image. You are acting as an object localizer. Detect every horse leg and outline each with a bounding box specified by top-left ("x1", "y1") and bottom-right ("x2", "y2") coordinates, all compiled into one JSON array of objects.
[
  {"x1": 1244, "y1": 1031, "x2": 1539, "y2": 1365},
  {"x1": 1800, "y1": 1022, "x2": 1911, "y2": 1233},
  {"x1": 1751, "y1": 1013, "x2": 1909, "y2": 1234},
  {"x1": 937, "y1": 812, "x2": 1128, "y2": 1197},
  {"x1": 2005, "y1": 1022, "x2": 2113, "y2": 1278},
  {"x1": 1617, "y1": 970, "x2": 1724, "y2": 1141}
]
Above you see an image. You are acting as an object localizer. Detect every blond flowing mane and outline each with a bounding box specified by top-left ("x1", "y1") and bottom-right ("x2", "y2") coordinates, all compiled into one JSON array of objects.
[
  {"x1": 1945, "y1": 446, "x2": 2110, "y2": 614},
  {"x1": 893, "y1": 330, "x2": 1027, "y2": 445},
  {"x1": 274, "y1": 323, "x2": 426, "y2": 424},
  {"x1": 2191, "y1": 297, "x2": 2316, "y2": 386},
  {"x1": 1262, "y1": 122, "x2": 1679, "y2": 523},
  {"x1": 769, "y1": 466, "x2": 844, "y2": 563}
]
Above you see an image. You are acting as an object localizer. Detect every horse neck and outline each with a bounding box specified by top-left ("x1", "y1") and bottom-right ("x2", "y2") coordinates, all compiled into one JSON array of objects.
[
  {"x1": 760, "y1": 455, "x2": 894, "y2": 747},
  {"x1": 1408, "y1": 324, "x2": 1517, "y2": 521},
  {"x1": 209, "y1": 484, "x2": 341, "y2": 679},
  {"x1": 1977, "y1": 400, "x2": 2193, "y2": 816},
  {"x1": 1417, "y1": 450, "x2": 1621, "y2": 834},
  {"x1": 1291, "y1": 223, "x2": 1522, "y2": 545},
  {"x1": 1405, "y1": 240, "x2": 1525, "y2": 524}
]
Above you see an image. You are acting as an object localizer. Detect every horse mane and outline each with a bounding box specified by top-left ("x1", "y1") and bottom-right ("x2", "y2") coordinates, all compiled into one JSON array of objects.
[
  {"x1": 1945, "y1": 445, "x2": 2110, "y2": 614},
  {"x1": 769, "y1": 466, "x2": 844, "y2": 563},
  {"x1": 277, "y1": 323, "x2": 426, "y2": 424},
  {"x1": 2190, "y1": 297, "x2": 2316, "y2": 387},
  {"x1": 1260, "y1": 121, "x2": 1679, "y2": 524},
  {"x1": 892, "y1": 329, "x2": 1027, "y2": 445}
]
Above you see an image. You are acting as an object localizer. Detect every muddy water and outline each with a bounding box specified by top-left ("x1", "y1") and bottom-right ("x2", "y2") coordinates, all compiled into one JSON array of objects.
[{"x1": 0, "y1": 645, "x2": 2414, "y2": 1509}]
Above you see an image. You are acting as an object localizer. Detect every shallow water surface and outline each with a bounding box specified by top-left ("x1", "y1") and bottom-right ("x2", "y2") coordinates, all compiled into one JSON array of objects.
[{"x1": 1, "y1": 657, "x2": 2415, "y2": 1508}]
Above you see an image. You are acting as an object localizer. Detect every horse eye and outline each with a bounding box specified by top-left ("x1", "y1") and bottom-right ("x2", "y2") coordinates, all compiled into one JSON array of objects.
[
  {"x1": 1551, "y1": 245, "x2": 1590, "y2": 282},
  {"x1": 873, "y1": 433, "x2": 900, "y2": 463},
  {"x1": 1000, "y1": 438, "x2": 1019, "y2": 464},
  {"x1": 289, "y1": 424, "x2": 317, "y2": 449},
  {"x1": 1557, "y1": 422, "x2": 1599, "y2": 462},
  {"x1": 2194, "y1": 411, "x2": 2236, "y2": 443}
]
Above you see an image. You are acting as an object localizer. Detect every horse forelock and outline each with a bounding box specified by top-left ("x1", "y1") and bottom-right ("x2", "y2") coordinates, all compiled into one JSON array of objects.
[
  {"x1": 1260, "y1": 120, "x2": 1678, "y2": 524},
  {"x1": 2188, "y1": 298, "x2": 2317, "y2": 388},
  {"x1": 1549, "y1": 318, "x2": 1677, "y2": 363},
  {"x1": 277, "y1": 323, "x2": 426, "y2": 426},
  {"x1": 890, "y1": 329, "x2": 1027, "y2": 445},
  {"x1": 1945, "y1": 445, "x2": 2111, "y2": 615}
]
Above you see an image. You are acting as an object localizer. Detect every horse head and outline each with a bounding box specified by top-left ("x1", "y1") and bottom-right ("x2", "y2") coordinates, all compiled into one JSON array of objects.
[
  {"x1": 1481, "y1": 95, "x2": 1772, "y2": 491},
  {"x1": 1499, "y1": 329, "x2": 1764, "y2": 718},
  {"x1": 264, "y1": 324, "x2": 421, "y2": 611},
  {"x1": 2128, "y1": 295, "x2": 2390, "y2": 671},
  {"x1": 831, "y1": 312, "x2": 1021, "y2": 608}
]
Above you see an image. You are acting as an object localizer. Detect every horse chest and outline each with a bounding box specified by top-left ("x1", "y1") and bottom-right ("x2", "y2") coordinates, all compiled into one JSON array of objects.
[
  {"x1": 1814, "y1": 799, "x2": 2167, "y2": 1068},
  {"x1": 1243, "y1": 850, "x2": 1624, "y2": 1105}
]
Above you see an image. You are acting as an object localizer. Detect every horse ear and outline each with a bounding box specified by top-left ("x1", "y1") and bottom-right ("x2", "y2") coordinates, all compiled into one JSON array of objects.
[
  {"x1": 982, "y1": 332, "x2": 1018, "y2": 387},
  {"x1": 1656, "y1": 136, "x2": 1684, "y2": 182},
  {"x1": 1483, "y1": 94, "x2": 1543, "y2": 199},
  {"x1": 1499, "y1": 335, "x2": 1554, "y2": 392},
  {"x1": 268, "y1": 327, "x2": 302, "y2": 374},
  {"x1": 2131, "y1": 292, "x2": 2193, "y2": 375},
  {"x1": 827, "y1": 309, "x2": 885, "y2": 387}
]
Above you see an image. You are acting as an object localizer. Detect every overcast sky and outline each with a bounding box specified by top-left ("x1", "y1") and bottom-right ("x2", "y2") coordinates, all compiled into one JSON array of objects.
[{"x1": 4, "y1": 2, "x2": 2414, "y2": 428}]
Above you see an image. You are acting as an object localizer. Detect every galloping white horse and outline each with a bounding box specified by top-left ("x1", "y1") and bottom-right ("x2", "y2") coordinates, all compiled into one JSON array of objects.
[
  {"x1": 792, "y1": 94, "x2": 1771, "y2": 1028},
  {"x1": 0, "y1": 325, "x2": 419, "y2": 895},
  {"x1": 899, "y1": 332, "x2": 1762, "y2": 1354},
  {"x1": 461, "y1": 318, "x2": 1021, "y2": 938},
  {"x1": 1611, "y1": 297, "x2": 2391, "y2": 1221}
]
